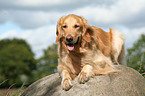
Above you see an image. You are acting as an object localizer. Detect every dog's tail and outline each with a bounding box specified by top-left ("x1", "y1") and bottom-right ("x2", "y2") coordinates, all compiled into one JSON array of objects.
[{"x1": 110, "y1": 28, "x2": 126, "y2": 65}]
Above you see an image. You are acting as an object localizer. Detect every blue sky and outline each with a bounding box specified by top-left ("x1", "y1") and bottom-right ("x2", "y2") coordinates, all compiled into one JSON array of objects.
[
  {"x1": 0, "y1": 22, "x2": 21, "y2": 34},
  {"x1": 0, "y1": 0, "x2": 145, "y2": 58}
]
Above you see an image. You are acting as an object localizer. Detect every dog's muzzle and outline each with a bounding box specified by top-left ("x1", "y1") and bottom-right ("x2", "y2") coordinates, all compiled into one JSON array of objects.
[
  {"x1": 65, "y1": 35, "x2": 74, "y2": 51},
  {"x1": 65, "y1": 35, "x2": 79, "y2": 51}
]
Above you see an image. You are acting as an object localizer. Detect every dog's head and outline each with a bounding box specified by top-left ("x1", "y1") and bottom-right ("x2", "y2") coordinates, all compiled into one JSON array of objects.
[{"x1": 56, "y1": 14, "x2": 94, "y2": 51}]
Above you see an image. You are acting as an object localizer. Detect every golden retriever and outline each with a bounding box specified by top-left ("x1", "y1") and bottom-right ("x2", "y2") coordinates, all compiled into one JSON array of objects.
[{"x1": 56, "y1": 14, "x2": 125, "y2": 90}]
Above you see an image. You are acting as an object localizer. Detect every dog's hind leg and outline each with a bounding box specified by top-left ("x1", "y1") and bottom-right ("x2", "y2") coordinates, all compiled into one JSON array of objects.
[{"x1": 93, "y1": 68, "x2": 120, "y2": 75}]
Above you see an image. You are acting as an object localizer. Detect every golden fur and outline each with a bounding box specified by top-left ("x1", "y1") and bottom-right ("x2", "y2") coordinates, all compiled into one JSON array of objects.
[{"x1": 56, "y1": 14, "x2": 125, "y2": 90}]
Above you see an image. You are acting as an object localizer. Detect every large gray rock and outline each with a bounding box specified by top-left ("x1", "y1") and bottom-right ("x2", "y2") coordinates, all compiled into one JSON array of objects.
[{"x1": 21, "y1": 65, "x2": 145, "y2": 96}]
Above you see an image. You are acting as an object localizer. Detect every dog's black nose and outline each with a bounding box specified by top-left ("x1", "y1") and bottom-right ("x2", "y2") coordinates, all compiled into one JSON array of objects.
[{"x1": 66, "y1": 35, "x2": 73, "y2": 43}]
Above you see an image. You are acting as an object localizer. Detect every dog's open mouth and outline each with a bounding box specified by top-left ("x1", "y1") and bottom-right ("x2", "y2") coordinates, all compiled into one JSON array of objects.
[
  {"x1": 66, "y1": 37, "x2": 79, "y2": 51},
  {"x1": 67, "y1": 43, "x2": 75, "y2": 51}
]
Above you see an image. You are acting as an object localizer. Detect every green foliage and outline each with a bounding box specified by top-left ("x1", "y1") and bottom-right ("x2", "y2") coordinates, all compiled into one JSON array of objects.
[
  {"x1": 126, "y1": 34, "x2": 145, "y2": 75},
  {"x1": 33, "y1": 43, "x2": 58, "y2": 80},
  {"x1": 0, "y1": 38, "x2": 36, "y2": 88}
]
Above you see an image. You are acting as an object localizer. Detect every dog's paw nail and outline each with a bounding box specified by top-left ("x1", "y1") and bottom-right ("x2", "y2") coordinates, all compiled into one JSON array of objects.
[{"x1": 62, "y1": 79, "x2": 72, "y2": 91}]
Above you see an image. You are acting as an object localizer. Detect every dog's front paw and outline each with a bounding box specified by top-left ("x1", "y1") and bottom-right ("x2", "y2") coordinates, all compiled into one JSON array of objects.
[
  {"x1": 62, "y1": 78, "x2": 72, "y2": 91},
  {"x1": 78, "y1": 65, "x2": 94, "y2": 84},
  {"x1": 78, "y1": 71, "x2": 90, "y2": 84}
]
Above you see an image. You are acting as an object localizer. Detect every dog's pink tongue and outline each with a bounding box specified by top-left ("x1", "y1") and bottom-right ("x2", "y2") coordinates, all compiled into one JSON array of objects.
[{"x1": 67, "y1": 45, "x2": 74, "y2": 51}]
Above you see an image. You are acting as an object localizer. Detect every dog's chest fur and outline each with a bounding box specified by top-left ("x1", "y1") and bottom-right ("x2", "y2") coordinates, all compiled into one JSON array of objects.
[{"x1": 59, "y1": 42, "x2": 110, "y2": 75}]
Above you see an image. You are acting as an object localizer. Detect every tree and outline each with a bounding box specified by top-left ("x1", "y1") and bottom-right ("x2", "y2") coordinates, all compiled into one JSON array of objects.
[
  {"x1": 0, "y1": 38, "x2": 36, "y2": 88},
  {"x1": 126, "y1": 34, "x2": 145, "y2": 76},
  {"x1": 34, "y1": 43, "x2": 58, "y2": 80}
]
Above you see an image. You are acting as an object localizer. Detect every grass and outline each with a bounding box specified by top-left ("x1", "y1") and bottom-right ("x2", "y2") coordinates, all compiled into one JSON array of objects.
[
  {"x1": 0, "y1": 89, "x2": 20, "y2": 96},
  {"x1": 0, "y1": 81, "x2": 25, "y2": 96}
]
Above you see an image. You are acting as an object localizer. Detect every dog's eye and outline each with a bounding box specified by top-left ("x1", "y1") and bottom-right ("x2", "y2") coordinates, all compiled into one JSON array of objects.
[
  {"x1": 62, "y1": 25, "x2": 67, "y2": 28},
  {"x1": 74, "y1": 24, "x2": 80, "y2": 29}
]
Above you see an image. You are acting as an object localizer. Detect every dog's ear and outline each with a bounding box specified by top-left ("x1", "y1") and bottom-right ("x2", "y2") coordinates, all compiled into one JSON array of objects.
[
  {"x1": 56, "y1": 17, "x2": 64, "y2": 43},
  {"x1": 83, "y1": 28, "x2": 94, "y2": 42},
  {"x1": 80, "y1": 16, "x2": 94, "y2": 42}
]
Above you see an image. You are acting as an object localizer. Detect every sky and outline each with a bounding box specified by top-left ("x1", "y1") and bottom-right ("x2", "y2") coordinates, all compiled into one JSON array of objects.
[{"x1": 0, "y1": 0, "x2": 145, "y2": 58}]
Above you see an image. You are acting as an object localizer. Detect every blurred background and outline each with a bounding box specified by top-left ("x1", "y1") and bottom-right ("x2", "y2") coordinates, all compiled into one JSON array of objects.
[{"x1": 0, "y1": 0, "x2": 145, "y2": 95}]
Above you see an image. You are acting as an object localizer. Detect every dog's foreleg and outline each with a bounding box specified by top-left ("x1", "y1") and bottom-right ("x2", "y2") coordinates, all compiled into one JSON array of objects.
[
  {"x1": 78, "y1": 65, "x2": 94, "y2": 84},
  {"x1": 61, "y1": 70, "x2": 72, "y2": 91},
  {"x1": 58, "y1": 65, "x2": 72, "y2": 91}
]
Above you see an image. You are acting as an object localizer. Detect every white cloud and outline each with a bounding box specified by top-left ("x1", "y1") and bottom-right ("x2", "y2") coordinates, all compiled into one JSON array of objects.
[
  {"x1": 0, "y1": 30, "x2": 19, "y2": 39},
  {"x1": 71, "y1": 0, "x2": 145, "y2": 28},
  {"x1": 123, "y1": 27, "x2": 145, "y2": 48},
  {"x1": 6, "y1": 10, "x2": 62, "y2": 29},
  {"x1": 15, "y1": 0, "x2": 76, "y2": 7},
  {"x1": 1, "y1": 0, "x2": 145, "y2": 29},
  {"x1": 0, "y1": 0, "x2": 114, "y2": 9}
]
